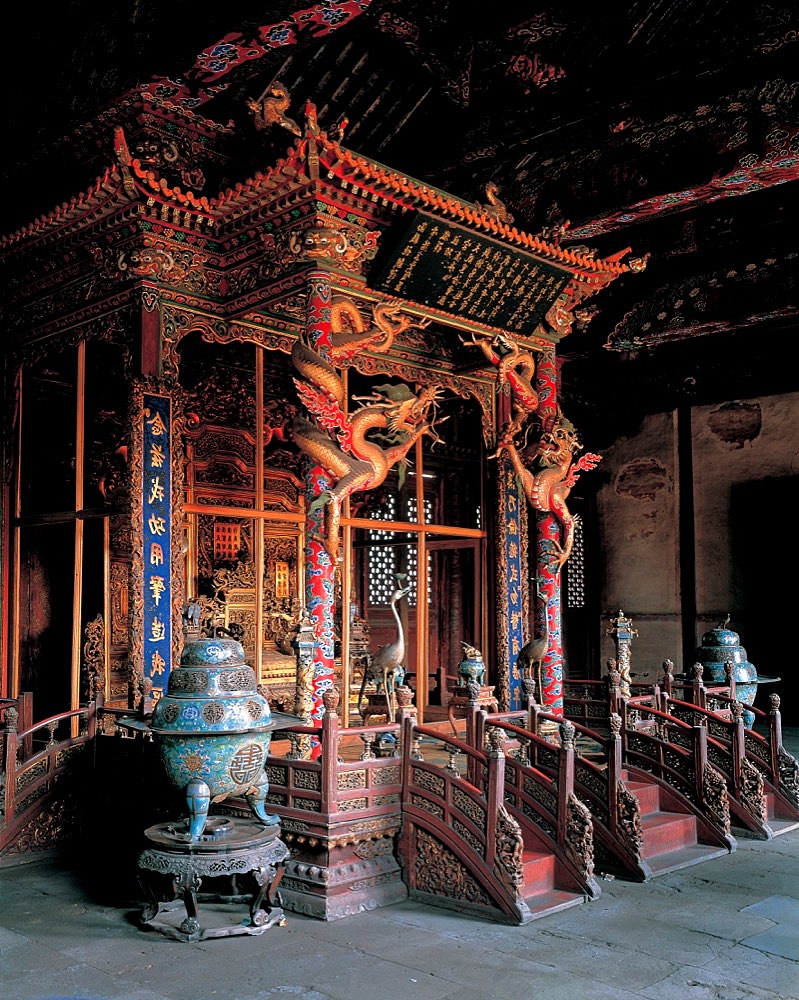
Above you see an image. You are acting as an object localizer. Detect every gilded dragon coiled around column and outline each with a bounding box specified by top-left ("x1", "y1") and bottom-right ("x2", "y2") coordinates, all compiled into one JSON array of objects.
[
  {"x1": 494, "y1": 410, "x2": 601, "y2": 573},
  {"x1": 291, "y1": 330, "x2": 443, "y2": 559}
]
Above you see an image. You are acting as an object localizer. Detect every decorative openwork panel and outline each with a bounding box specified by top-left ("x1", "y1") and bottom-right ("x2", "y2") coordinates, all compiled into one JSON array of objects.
[
  {"x1": 339, "y1": 797, "x2": 369, "y2": 811},
  {"x1": 412, "y1": 767, "x2": 445, "y2": 798},
  {"x1": 565, "y1": 517, "x2": 586, "y2": 609},
  {"x1": 664, "y1": 748, "x2": 695, "y2": 784},
  {"x1": 668, "y1": 729, "x2": 692, "y2": 751},
  {"x1": 744, "y1": 732, "x2": 767, "y2": 761},
  {"x1": 367, "y1": 500, "x2": 398, "y2": 606},
  {"x1": 294, "y1": 770, "x2": 321, "y2": 791},
  {"x1": 373, "y1": 765, "x2": 402, "y2": 785},
  {"x1": 17, "y1": 786, "x2": 48, "y2": 814},
  {"x1": 16, "y1": 759, "x2": 48, "y2": 792},
  {"x1": 535, "y1": 746, "x2": 559, "y2": 770},
  {"x1": 523, "y1": 776, "x2": 556, "y2": 814},
  {"x1": 521, "y1": 801, "x2": 556, "y2": 840},
  {"x1": 55, "y1": 745, "x2": 86, "y2": 771},
  {"x1": 412, "y1": 793, "x2": 444, "y2": 820},
  {"x1": 452, "y1": 787, "x2": 487, "y2": 829},
  {"x1": 373, "y1": 793, "x2": 401, "y2": 807},
  {"x1": 413, "y1": 828, "x2": 492, "y2": 906},
  {"x1": 453, "y1": 819, "x2": 483, "y2": 854},
  {"x1": 708, "y1": 746, "x2": 730, "y2": 771},
  {"x1": 266, "y1": 764, "x2": 288, "y2": 785},
  {"x1": 291, "y1": 796, "x2": 321, "y2": 812},
  {"x1": 339, "y1": 769, "x2": 367, "y2": 790}
]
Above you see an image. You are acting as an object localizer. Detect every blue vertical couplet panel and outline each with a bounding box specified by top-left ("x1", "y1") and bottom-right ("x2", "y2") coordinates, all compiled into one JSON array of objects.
[
  {"x1": 503, "y1": 464, "x2": 526, "y2": 711},
  {"x1": 142, "y1": 393, "x2": 172, "y2": 703}
]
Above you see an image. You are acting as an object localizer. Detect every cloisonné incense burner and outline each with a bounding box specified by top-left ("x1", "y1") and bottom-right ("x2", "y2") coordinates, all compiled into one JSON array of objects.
[
  {"x1": 147, "y1": 611, "x2": 299, "y2": 842},
  {"x1": 696, "y1": 619, "x2": 758, "y2": 726}
]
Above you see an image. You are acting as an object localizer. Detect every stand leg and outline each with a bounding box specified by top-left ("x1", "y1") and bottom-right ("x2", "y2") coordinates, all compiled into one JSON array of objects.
[
  {"x1": 138, "y1": 870, "x2": 163, "y2": 924},
  {"x1": 176, "y1": 871, "x2": 202, "y2": 938},
  {"x1": 250, "y1": 862, "x2": 287, "y2": 928}
]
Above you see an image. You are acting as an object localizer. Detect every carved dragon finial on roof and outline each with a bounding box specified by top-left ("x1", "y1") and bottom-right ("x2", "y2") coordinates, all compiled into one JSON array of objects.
[
  {"x1": 476, "y1": 181, "x2": 514, "y2": 225},
  {"x1": 248, "y1": 81, "x2": 301, "y2": 136}
]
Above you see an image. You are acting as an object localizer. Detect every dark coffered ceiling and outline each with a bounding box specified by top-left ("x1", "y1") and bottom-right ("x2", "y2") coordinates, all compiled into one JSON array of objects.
[{"x1": 3, "y1": 2, "x2": 798, "y2": 441}]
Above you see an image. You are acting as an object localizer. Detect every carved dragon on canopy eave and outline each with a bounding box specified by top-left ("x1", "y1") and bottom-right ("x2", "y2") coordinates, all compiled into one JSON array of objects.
[
  {"x1": 327, "y1": 295, "x2": 431, "y2": 364},
  {"x1": 290, "y1": 299, "x2": 445, "y2": 560}
]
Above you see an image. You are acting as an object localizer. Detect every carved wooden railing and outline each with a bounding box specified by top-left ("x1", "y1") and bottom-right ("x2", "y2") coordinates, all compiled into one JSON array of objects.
[
  {"x1": 663, "y1": 690, "x2": 799, "y2": 837},
  {"x1": 613, "y1": 697, "x2": 736, "y2": 850},
  {"x1": 563, "y1": 671, "x2": 661, "y2": 736},
  {"x1": 659, "y1": 658, "x2": 737, "y2": 713},
  {"x1": 398, "y1": 710, "x2": 597, "y2": 924},
  {"x1": 474, "y1": 704, "x2": 656, "y2": 881},
  {"x1": 1, "y1": 696, "x2": 98, "y2": 858}
]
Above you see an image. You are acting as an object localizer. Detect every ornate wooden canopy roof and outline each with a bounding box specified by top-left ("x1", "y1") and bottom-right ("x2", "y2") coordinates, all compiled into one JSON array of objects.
[{"x1": 2, "y1": 1, "x2": 797, "y2": 439}]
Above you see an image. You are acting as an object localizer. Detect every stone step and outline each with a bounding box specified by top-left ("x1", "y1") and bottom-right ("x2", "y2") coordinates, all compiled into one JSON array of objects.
[
  {"x1": 641, "y1": 810, "x2": 698, "y2": 856},
  {"x1": 520, "y1": 847, "x2": 556, "y2": 894}
]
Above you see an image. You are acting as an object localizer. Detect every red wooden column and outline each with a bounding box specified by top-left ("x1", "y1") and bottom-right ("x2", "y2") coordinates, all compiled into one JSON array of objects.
[
  {"x1": 534, "y1": 347, "x2": 564, "y2": 716},
  {"x1": 302, "y1": 269, "x2": 337, "y2": 749}
]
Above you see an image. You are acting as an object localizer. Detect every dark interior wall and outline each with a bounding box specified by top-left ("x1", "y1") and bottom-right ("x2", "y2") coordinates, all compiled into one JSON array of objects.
[{"x1": 731, "y1": 476, "x2": 799, "y2": 726}]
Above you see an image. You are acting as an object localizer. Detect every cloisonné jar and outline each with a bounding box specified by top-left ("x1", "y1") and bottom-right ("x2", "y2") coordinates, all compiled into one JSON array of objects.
[
  {"x1": 457, "y1": 643, "x2": 486, "y2": 687},
  {"x1": 150, "y1": 634, "x2": 292, "y2": 841},
  {"x1": 696, "y1": 620, "x2": 758, "y2": 727}
]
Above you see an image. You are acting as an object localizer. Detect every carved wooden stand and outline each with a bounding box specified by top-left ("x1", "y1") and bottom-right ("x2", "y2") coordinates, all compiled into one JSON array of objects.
[
  {"x1": 137, "y1": 816, "x2": 289, "y2": 941},
  {"x1": 447, "y1": 682, "x2": 499, "y2": 736}
]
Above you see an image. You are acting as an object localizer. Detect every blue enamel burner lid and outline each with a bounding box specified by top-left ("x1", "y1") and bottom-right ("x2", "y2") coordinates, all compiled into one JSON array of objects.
[{"x1": 151, "y1": 636, "x2": 273, "y2": 735}]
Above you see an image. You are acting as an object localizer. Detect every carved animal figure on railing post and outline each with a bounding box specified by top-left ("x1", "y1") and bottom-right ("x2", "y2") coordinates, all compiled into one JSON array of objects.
[{"x1": 359, "y1": 585, "x2": 411, "y2": 723}]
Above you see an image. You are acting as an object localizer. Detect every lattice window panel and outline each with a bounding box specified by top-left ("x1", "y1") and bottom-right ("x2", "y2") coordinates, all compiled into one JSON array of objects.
[
  {"x1": 404, "y1": 496, "x2": 432, "y2": 607},
  {"x1": 566, "y1": 516, "x2": 586, "y2": 609},
  {"x1": 367, "y1": 495, "x2": 398, "y2": 605},
  {"x1": 366, "y1": 494, "x2": 434, "y2": 606}
]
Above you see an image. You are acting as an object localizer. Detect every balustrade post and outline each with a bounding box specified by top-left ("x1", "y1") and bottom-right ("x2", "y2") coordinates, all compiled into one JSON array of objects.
[
  {"x1": 768, "y1": 693, "x2": 783, "y2": 782},
  {"x1": 393, "y1": 685, "x2": 417, "y2": 759},
  {"x1": 320, "y1": 689, "x2": 341, "y2": 814},
  {"x1": 401, "y1": 714, "x2": 417, "y2": 792},
  {"x1": 473, "y1": 706, "x2": 486, "y2": 754},
  {"x1": 690, "y1": 663, "x2": 706, "y2": 708},
  {"x1": 606, "y1": 713, "x2": 624, "y2": 838},
  {"x1": 729, "y1": 700, "x2": 746, "y2": 796},
  {"x1": 3, "y1": 705, "x2": 19, "y2": 823},
  {"x1": 484, "y1": 728, "x2": 507, "y2": 870},
  {"x1": 464, "y1": 692, "x2": 480, "y2": 748},
  {"x1": 660, "y1": 659, "x2": 675, "y2": 705},
  {"x1": 692, "y1": 723, "x2": 709, "y2": 804},
  {"x1": 556, "y1": 719, "x2": 576, "y2": 851},
  {"x1": 606, "y1": 664, "x2": 623, "y2": 718},
  {"x1": 18, "y1": 692, "x2": 33, "y2": 759}
]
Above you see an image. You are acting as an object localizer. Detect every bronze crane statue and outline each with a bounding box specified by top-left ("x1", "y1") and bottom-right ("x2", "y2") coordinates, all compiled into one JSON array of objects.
[
  {"x1": 358, "y1": 584, "x2": 411, "y2": 724},
  {"x1": 516, "y1": 586, "x2": 550, "y2": 705}
]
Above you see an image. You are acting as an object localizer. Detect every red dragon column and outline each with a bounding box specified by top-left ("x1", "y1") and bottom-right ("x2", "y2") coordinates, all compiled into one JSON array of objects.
[
  {"x1": 465, "y1": 334, "x2": 601, "y2": 717},
  {"x1": 298, "y1": 269, "x2": 337, "y2": 750},
  {"x1": 291, "y1": 280, "x2": 442, "y2": 739}
]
